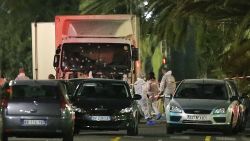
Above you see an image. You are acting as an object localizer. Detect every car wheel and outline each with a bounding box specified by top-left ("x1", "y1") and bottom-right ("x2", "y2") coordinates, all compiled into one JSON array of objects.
[
  {"x1": 239, "y1": 113, "x2": 247, "y2": 131},
  {"x1": 74, "y1": 127, "x2": 80, "y2": 135},
  {"x1": 1, "y1": 133, "x2": 8, "y2": 141},
  {"x1": 127, "y1": 115, "x2": 139, "y2": 136},
  {"x1": 232, "y1": 113, "x2": 241, "y2": 134},
  {"x1": 223, "y1": 115, "x2": 233, "y2": 135},
  {"x1": 166, "y1": 125, "x2": 174, "y2": 134},
  {"x1": 63, "y1": 133, "x2": 73, "y2": 141}
]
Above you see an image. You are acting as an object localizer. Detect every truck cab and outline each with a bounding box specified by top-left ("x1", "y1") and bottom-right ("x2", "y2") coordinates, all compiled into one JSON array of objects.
[{"x1": 53, "y1": 15, "x2": 140, "y2": 83}]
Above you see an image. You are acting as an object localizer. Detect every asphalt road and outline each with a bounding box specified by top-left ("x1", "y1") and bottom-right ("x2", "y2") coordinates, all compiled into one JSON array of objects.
[{"x1": 7, "y1": 118, "x2": 250, "y2": 141}]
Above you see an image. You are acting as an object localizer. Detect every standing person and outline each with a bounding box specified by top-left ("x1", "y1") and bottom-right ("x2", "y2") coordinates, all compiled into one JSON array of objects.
[
  {"x1": 133, "y1": 73, "x2": 150, "y2": 120},
  {"x1": 146, "y1": 71, "x2": 161, "y2": 122},
  {"x1": 159, "y1": 67, "x2": 176, "y2": 110},
  {"x1": 48, "y1": 74, "x2": 55, "y2": 79},
  {"x1": 15, "y1": 68, "x2": 30, "y2": 80},
  {"x1": 0, "y1": 74, "x2": 6, "y2": 87}
]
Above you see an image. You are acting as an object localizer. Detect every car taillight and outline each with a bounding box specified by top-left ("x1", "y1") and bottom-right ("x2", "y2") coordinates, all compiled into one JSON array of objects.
[{"x1": 1, "y1": 98, "x2": 8, "y2": 108}]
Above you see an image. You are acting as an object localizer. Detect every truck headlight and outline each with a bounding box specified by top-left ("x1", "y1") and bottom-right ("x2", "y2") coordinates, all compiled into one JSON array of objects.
[
  {"x1": 120, "y1": 107, "x2": 133, "y2": 113},
  {"x1": 213, "y1": 108, "x2": 226, "y2": 114},
  {"x1": 170, "y1": 105, "x2": 182, "y2": 113}
]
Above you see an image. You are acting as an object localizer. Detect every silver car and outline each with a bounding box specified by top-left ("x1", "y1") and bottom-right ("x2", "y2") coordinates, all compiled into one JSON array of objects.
[
  {"x1": 1, "y1": 80, "x2": 75, "y2": 141},
  {"x1": 165, "y1": 79, "x2": 241, "y2": 134}
]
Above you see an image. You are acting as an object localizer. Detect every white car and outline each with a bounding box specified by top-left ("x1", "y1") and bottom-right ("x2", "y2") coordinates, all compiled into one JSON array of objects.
[{"x1": 165, "y1": 79, "x2": 241, "y2": 135}]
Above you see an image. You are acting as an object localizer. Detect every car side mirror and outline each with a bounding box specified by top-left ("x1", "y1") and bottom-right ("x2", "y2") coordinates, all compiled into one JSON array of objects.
[
  {"x1": 165, "y1": 94, "x2": 173, "y2": 99},
  {"x1": 133, "y1": 94, "x2": 141, "y2": 100},
  {"x1": 132, "y1": 47, "x2": 138, "y2": 61},
  {"x1": 53, "y1": 55, "x2": 60, "y2": 67}
]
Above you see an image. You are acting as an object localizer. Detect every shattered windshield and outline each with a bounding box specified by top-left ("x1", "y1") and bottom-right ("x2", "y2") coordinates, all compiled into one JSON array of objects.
[{"x1": 61, "y1": 43, "x2": 131, "y2": 72}]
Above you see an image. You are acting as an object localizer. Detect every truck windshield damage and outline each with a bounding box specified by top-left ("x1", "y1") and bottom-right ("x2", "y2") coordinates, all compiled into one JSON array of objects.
[{"x1": 61, "y1": 43, "x2": 131, "y2": 74}]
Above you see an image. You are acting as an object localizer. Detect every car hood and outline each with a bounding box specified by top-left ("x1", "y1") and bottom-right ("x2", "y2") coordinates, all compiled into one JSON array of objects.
[
  {"x1": 74, "y1": 98, "x2": 132, "y2": 110},
  {"x1": 171, "y1": 98, "x2": 231, "y2": 110}
]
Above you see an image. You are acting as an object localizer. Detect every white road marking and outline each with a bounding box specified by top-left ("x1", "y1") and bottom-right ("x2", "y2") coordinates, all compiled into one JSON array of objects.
[
  {"x1": 123, "y1": 135, "x2": 144, "y2": 139},
  {"x1": 245, "y1": 128, "x2": 250, "y2": 131},
  {"x1": 215, "y1": 137, "x2": 236, "y2": 141},
  {"x1": 169, "y1": 135, "x2": 190, "y2": 140}
]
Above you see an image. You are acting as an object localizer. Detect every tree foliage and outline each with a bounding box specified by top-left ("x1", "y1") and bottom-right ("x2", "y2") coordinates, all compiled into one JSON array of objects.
[
  {"x1": 0, "y1": 0, "x2": 250, "y2": 86},
  {"x1": 0, "y1": 0, "x2": 80, "y2": 79}
]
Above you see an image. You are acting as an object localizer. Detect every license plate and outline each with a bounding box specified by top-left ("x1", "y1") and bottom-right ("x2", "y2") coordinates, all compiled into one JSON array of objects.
[
  {"x1": 90, "y1": 116, "x2": 111, "y2": 121},
  {"x1": 187, "y1": 115, "x2": 207, "y2": 120},
  {"x1": 22, "y1": 119, "x2": 47, "y2": 126}
]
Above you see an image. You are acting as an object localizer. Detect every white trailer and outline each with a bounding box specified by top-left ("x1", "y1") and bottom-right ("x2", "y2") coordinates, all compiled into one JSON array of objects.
[{"x1": 31, "y1": 22, "x2": 55, "y2": 80}]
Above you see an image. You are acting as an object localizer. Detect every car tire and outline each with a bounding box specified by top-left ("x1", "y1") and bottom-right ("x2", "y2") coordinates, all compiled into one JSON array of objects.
[
  {"x1": 63, "y1": 128, "x2": 74, "y2": 141},
  {"x1": 127, "y1": 115, "x2": 139, "y2": 136},
  {"x1": 1, "y1": 133, "x2": 8, "y2": 141},
  {"x1": 63, "y1": 134, "x2": 73, "y2": 141},
  {"x1": 223, "y1": 115, "x2": 233, "y2": 135},
  {"x1": 74, "y1": 127, "x2": 80, "y2": 135},
  {"x1": 239, "y1": 113, "x2": 247, "y2": 131},
  {"x1": 166, "y1": 125, "x2": 174, "y2": 134}
]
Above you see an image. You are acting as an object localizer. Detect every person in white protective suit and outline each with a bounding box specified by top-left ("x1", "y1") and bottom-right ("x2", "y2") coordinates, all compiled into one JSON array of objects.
[
  {"x1": 133, "y1": 73, "x2": 150, "y2": 120},
  {"x1": 159, "y1": 67, "x2": 176, "y2": 109},
  {"x1": 146, "y1": 72, "x2": 161, "y2": 121}
]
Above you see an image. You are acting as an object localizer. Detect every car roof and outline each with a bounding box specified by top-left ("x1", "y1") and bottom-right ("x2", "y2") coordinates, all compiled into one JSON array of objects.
[
  {"x1": 182, "y1": 79, "x2": 226, "y2": 85},
  {"x1": 11, "y1": 80, "x2": 61, "y2": 86},
  {"x1": 68, "y1": 78, "x2": 127, "y2": 84}
]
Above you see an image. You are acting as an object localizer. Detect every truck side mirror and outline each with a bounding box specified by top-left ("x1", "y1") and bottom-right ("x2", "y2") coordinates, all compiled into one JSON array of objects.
[
  {"x1": 132, "y1": 47, "x2": 138, "y2": 61},
  {"x1": 53, "y1": 55, "x2": 60, "y2": 67},
  {"x1": 55, "y1": 47, "x2": 61, "y2": 54}
]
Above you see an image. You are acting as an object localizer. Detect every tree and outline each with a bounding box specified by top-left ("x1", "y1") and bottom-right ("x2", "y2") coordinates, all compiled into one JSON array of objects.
[{"x1": 0, "y1": 0, "x2": 80, "y2": 79}]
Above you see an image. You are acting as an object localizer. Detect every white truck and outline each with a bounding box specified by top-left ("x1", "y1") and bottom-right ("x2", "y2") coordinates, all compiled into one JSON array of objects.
[
  {"x1": 31, "y1": 22, "x2": 55, "y2": 80},
  {"x1": 32, "y1": 15, "x2": 140, "y2": 83}
]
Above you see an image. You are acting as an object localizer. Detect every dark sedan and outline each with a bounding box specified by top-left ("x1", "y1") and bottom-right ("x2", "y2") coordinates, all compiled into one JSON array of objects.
[
  {"x1": 165, "y1": 79, "x2": 241, "y2": 135},
  {"x1": 1, "y1": 80, "x2": 75, "y2": 141},
  {"x1": 71, "y1": 78, "x2": 141, "y2": 136}
]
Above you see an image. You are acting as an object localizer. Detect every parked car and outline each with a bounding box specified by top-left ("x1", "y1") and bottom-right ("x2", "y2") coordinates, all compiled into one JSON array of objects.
[
  {"x1": 62, "y1": 78, "x2": 85, "y2": 97},
  {"x1": 71, "y1": 78, "x2": 141, "y2": 136},
  {"x1": 165, "y1": 79, "x2": 241, "y2": 135},
  {"x1": 1, "y1": 80, "x2": 75, "y2": 141}
]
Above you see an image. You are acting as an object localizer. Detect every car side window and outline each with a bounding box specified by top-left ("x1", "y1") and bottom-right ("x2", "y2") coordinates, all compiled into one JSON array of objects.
[{"x1": 225, "y1": 83, "x2": 233, "y2": 98}]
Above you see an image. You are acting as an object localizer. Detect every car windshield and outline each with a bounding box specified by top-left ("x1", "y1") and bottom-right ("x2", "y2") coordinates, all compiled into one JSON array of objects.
[
  {"x1": 11, "y1": 85, "x2": 60, "y2": 99},
  {"x1": 175, "y1": 83, "x2": 228, "y2": 100},
  {"x1": 61, "y1": 43, "x2": 131, "y2": 72},
  {"x1": 77, "y1": 82, "x2": 129, "y2": 99}
]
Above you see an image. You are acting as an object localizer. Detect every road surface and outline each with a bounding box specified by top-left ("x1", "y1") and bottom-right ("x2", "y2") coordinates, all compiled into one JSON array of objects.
[{"x1": 7, "y1": 118, "x2": 250, "y2": 141}]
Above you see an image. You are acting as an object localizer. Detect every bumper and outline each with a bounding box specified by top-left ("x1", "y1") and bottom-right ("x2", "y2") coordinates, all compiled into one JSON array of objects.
[
  {"x1": 75, "y1": 114, "x2": 134, "y2": 130},
  {"x1": 167, "y1": 123, "x2": 231, "y2": 131},
  {"x1": 3, "y1": 116, "x2": 73, "y2": 137},
  {"x1": 166, "y1": 111, "x2": 232, "y2": 131}
]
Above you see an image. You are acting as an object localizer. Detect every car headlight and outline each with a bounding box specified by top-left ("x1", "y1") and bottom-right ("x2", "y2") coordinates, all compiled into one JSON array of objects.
[
  {"x1": 73, "y1": 107, "x2": 86, "y2": 113},
  {"x1": 213, "y1": 108, "x2": 226, "y2": 114},
  {"x1": 120, "y1": 107, "x2": 133, "y2": 113},
  {"x1": 170, "y1": 105, "x2": 182, "y2": 113}
]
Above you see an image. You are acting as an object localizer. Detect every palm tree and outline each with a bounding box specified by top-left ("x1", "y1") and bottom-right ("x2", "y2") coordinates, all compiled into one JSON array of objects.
[{"x1": 80, "y1": 0, "x2": 250, "y2": 79}]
